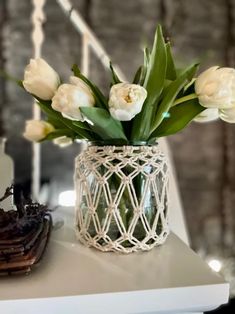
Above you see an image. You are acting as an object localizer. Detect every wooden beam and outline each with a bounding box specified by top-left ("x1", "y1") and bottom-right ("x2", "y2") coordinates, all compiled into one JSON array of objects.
[{"x1": 31, "y1": 0, "x2": 46, "y2": 200}]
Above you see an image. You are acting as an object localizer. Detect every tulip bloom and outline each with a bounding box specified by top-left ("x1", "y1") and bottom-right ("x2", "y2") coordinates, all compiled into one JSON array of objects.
[
  {"x1": 51, "y1": 77, "x2": 95, "y2": 121},
  {"x1": 195, "y1": 66, "x2": 235, "y2": 109},
  {"x1": 23, "y1": 120, "x2": 54, "y2": 142},
  {"x1": 23, "y1": 58, "x2": 60, "y2": 100},
  {"x1": 108, "y1": 83, "x2": 147, "y2": 121}
]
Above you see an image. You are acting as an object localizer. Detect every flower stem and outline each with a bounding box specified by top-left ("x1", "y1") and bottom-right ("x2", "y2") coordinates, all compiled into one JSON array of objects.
[{"x1": 173, "y1": 93, "x2": 198, "y2": 106}]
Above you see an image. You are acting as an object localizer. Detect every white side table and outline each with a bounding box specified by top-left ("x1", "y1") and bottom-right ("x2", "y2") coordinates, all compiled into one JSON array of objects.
[{"x1": 0, "y1": 207, "x2": 229, "y2": 314}]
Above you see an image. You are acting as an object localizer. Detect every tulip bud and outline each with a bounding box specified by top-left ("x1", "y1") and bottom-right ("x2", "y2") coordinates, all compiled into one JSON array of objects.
[
  {"x1": 23, "y1": 58, "x2": 60, "y2": 100},
  {"x1": 23, "y1": 120, "x2": 54, "y2": 142}
]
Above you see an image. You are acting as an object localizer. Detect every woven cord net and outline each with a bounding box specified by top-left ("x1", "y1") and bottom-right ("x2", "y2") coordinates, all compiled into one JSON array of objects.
[{"x1": 74, "y1": 145, "x2": 170, "y2": 253}]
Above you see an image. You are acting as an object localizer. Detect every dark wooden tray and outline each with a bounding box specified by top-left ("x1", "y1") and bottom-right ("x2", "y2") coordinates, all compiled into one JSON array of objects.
[{"x1": 0, "y1": 215, "x2": 52, "y2": 275}]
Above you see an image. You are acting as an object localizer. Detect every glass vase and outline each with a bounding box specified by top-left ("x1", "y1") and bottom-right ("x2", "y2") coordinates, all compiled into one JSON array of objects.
[{"x1": 74, "y1": 144, "x2": 169, "y2": 253}]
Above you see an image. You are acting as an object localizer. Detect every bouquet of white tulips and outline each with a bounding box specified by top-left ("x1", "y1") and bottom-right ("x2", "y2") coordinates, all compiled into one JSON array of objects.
[{"x1": 21, "y1": 25, "x2": 235, "y2": 145}]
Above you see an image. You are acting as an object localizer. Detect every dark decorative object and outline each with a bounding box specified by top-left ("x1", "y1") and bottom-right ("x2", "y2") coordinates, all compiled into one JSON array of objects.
[{"x1": 0, "y1": 185, "x2": 52, "y2": 275}]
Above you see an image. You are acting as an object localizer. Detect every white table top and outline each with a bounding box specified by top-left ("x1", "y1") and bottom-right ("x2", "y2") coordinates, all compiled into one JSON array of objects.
[{"x1": 0, "y1": 207, "x2": 229, "y2": 314}]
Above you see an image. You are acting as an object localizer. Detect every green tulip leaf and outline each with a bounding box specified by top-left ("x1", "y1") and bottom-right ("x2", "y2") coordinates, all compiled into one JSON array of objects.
[
  {"x1": 133, "y1": 47, "x2": 150, "y2": 85},
  {"x1": 72, "y1": 120, "x2": 92, "y2": 131},
  {"x1": 151, "y1": 98, "x2": 205, "y2": 137},
  {"x1": 46, "y1": 116, "x2": 67, "y2": 129},
  {"x1": 144, "y1": 47, "x2": 150, "y2": 66},
  {"x1": 165, "y1": 42, "x2": 177, "y2": 80},
  {"x1": 139, "y1": 47, "x2": 150, "y2": 85},
  {"x1": 132, "y1": 66, "x2": 143, "y2": 84},
  {"x1": 80, "y1": 107, "x2": 127, "y2": 141},
  {"x1": 110, "y1": 62, "x2": 122, "y2": 84},
  {"x1": 42, "y1": 129, "x2": 75, "y2": 141},
  {"x1": 143, "y1": 25, "x2": 167, "y2": 106},
  {"x1": 37, "y1": 101, "x2": 94, "y2": 140},
  {"x1": 131, "y1": 25, "x2": 167, "y2": 140},
  {"x1": 150, "y1": 63, "x2": 199, "y2": 133},
  {"x1": 183, "y1": 78, "x2": 196, "y2": 95}
]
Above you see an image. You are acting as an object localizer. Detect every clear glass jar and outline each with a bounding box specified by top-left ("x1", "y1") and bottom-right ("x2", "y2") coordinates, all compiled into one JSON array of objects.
[{"x1": 74, "y1": 144, "x2": 169, "y2": 253}]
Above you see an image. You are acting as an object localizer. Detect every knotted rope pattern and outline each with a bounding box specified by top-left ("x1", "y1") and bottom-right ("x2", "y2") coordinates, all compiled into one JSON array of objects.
[{"x1": 75, "y1": 145, "x2": 169, "y2": 253}]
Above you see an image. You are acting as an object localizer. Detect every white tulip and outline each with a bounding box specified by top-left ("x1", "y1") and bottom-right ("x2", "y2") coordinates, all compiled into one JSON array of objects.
[
  {"x1": 70, "y1": 76, "x2": 94, "y2": 96},
  {"x1": 23, "y1": 58, "x2": 60, "y2": 100},
  {"x1": 51, "y1": 77, "x2": 95, "y2": 121},
  {"x1": 53, "y1": 136, "x2": 73, "y2": 148},
  {"x1": 23, "y1": 120, "x2": 54, "y2": 142},
  {"x1": 108, "y1": 83, "x2": 147, "y2": 121},
  {"x1": 195, "y1": 66, "x2": 235, "y2": 109},
  {"x1": 194, "y1": 108, "x2": 219, "y2": 123},
  {"x1": 219, "y1": 107, "x2": 235, "y2": 123}
]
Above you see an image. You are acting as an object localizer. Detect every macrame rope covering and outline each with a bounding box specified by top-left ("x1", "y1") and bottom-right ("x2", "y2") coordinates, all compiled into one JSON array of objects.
[{"x1": 75, "y1": 145, "x2": 170, "y2": 253}]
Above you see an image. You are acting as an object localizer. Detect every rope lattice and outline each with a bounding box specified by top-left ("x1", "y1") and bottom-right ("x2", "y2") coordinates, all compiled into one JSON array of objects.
[{"x1": 74, "y1": 145, "x2": 170, "y2": 253}]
